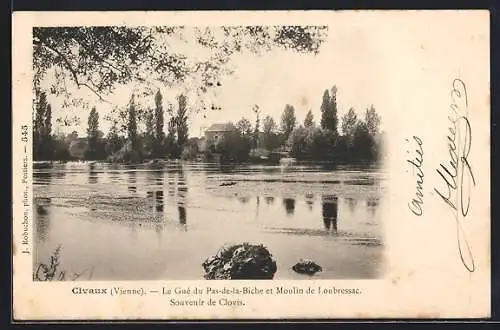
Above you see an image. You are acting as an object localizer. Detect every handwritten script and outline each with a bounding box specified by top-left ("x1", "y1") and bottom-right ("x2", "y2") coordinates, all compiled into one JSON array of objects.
[
  {"x1": 407, "y1": 136, "x2": 424, "y2": 216},
  {"x1": 434, "y1": 78, "x2": 476, "y2": 272}
]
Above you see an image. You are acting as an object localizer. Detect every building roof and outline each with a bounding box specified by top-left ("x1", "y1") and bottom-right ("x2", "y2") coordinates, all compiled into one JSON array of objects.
[{"x1": 205, "y1": 123, "x2": 234, "y2": 132}]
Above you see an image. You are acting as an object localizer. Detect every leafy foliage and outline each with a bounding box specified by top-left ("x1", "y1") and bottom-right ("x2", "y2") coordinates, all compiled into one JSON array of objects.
[
  {"x1": 280, "y1": 104, "x2": 296, "y2": 140},
  {"x1": 127, "y1": 96, "x2": 138, "y2": 149},
  {"x1": 320, "y1": 86, "x2": 338, "y2": 133},
  {"x1": 176, "y1": 94, "x2": 189, "y2": 149},
  {"x1": 33, "y1": 26, "x2": 328, "y2": 106},
  {"x1": 33, "y1": 245, "x2": 94, "y2": 281},
  {"x1": 341, "y1": 107, "x2": 358, "y2": 137},
  {"x1": 304, "y1": 109, "x2": 314, "y2": 128},
  {"x1": 33, "y1": 92, "x2": 53, "y2": 160},
  {"x1": 236, "y1": 117, "x2": 253, "y2": 136},
  {"x1": 153, "y1": 90, "x2": 165, "y2": 157},
  {"x1": 365, "y1": 105, "x2": 381, "y2": 137},
  {"x1": 215, "y1": 124, "x2": 252, "y2": 163},
  {"x1": 85, "y1": 106, "x2": 101, "y2": 159},
  {"x1": 143, "y1": 108, "x2": 155, "y2": 156},
  {"x1": 262, "y1": 115, "x2": 279, "y2": 150}
]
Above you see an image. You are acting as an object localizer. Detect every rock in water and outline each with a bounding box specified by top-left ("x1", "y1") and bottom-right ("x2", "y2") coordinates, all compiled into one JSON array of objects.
[
  {"x1": 292, "y1": 259, "x2": 322, "y2": 275},
  {"x1": 202, "y1": 243, "x2": 277, "y2": 280}
]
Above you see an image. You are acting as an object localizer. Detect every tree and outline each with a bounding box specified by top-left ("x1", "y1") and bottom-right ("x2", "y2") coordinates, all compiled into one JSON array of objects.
[
  {"x1": 280, "y1": 104, "x2": 296, "y2": 141},
  {"x1": 154, "y1": 90, "x2": 165, "y2": 157},
  {"x1": 176, "y1": 94, "x2": 189, "y2": 150},
  {"x1": 143, "y1": 108, "x2": 155, "y2": 156},
  {"x1": 288, "y1": 126, "x2": 308, "y2": 159},
  {"x1": 33, "y1": 26, "x2": 328, "y2": 105},
  {"x1": 263, "y1": 115, "x2": 276, "y2": 134},
  {"x1": 304, "y1": 109, "x2": 314, "y2": 127},
  {"x1": 320, "y1": 89, "x2": 329, "y2": 130},
  {"x1": 308, "y1": 127, "x2": 330, "y2": 160},
  {"x1": 365, "y1": 105, "x2": 381, "y2": 137},
  {"x1": 164, "y1": 106, "x2": 179, "y2": 158},
  {"x1": 320, "y1": 86, "x2": 338, "y2": 133},
  {"x1": 43, "y1": 104, "x2": 52, "y2": 138},
  {"x1": 341, "y1": 107, "x2": 357, "y2": 136},
  {"x1": 262, "y1": 115, "x2": 278, "y2": 150},
  {"x1": 329, "y1": 85, "x2": 338, "y2": 133},
  {"x1": 127, "y1": 95, "x2": 138, "y2": 149},
  {"x1": 106, "y1": 121, "x2": 123, "y2": 156},
  {"x1": 34, "y1": 91, "x2": 47, "y2": 139},
  {"x1": 86, "y1": 106, "x2": 99, "y2": 159},
  {"x1": 236, "y1": 118, "x2": 252, "y2": 136},
  {"x1": 33, "y1": 92, "x2": 53, "y2": 160},
  {"x1": 352, "y1": 121, "x2": 376, "y2": 161},
  {"x1": 181, "y1": 138, "x2": 200, "y2": 160},
  {"x1": 215, "y1": 124, "x2": 251, "y2": 163},
  {"x1": 40, "y1": 104, "x2": 53, "y2": 160},
  {"x1": 253, "y1": 107, "x2": 261, "y2": 149}
]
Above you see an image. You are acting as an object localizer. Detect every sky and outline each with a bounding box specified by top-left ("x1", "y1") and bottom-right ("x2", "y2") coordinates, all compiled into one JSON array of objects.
[{"x1": 43, "y1": 25, "x2": 387, "y2": 138}]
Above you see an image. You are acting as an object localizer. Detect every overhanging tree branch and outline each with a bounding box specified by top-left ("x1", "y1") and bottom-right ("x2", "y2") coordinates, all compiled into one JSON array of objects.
[{"x1": 39, "y1": 41, "x2": 114, "y2": 104}]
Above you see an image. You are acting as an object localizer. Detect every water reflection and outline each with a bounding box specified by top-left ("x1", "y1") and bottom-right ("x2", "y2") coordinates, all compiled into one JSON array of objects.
[
  {"x1": 366, "y1": 198, "x2": 379, "y2": 217},
  {"x1": 282, "y1": 198, "x2": 296, "y2": 216},
  {"x1": 238, "y1": 196, "x2": 250, "y2": 204},
  {"x1": 146, "y1": 190, "x2": 164, "y2": 214},
  {"x1": 54, "y1": 164, "x2": 66, "y2": 181},
  {"x1": 322, "y1": 195, "x2": 338, "y2": 233},
  {"x1": 346, "y1": 197, "x2": 358, "y2": 213},
  {"x1": 34, "y1": 170, "x2": 53, "y2": 185},
  {"x1": 178, "y1": 206, "x2": 187, "y2": 225},
  {"x1": 265, "y1": 196, "x2": 275, "y2": 205},
  {"x1": 128, "y1": 167, "x2": 137, "y2": 193},
  {"x1": 108, "y1": 163, "x2": 120, "y2": 183},
  {"x1": 154, "y1": 222, "x2": 164, "y2": 241},
  {"x1": 35, "y1": 197, "x2": 52, "y2": 242},
  {"x1": 167, "y1": 169, "x2": 176, "y2": 197},
  {"x1": 255, "y1": 196, "x2": 260, "y2": 218},
  {"x1": 305, "y1": 192, "x2": 314, "y2": 211},
  {"x1": 155, "y1": 191, "x2": 164, "y2": 212},
  {"x1": 88, "y1": 163, "x2": 98, "y2": 184},
  {"x1": 177, "y1": 166, "x2": 188, "y2": 230}
]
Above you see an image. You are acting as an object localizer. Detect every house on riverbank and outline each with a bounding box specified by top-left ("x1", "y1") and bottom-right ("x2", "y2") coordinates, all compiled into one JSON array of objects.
[
  {"x1": 200, "y1": 123, "x2": 235, "y2": 153},
  {"x1": 205, "y1": 123, "x2": 234, "y2": 143}
]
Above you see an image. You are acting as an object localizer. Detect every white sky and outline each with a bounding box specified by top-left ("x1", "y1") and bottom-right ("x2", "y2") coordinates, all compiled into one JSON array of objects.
[{"x1": 44, "y1": 26, "x2": 387, "y2": 138}]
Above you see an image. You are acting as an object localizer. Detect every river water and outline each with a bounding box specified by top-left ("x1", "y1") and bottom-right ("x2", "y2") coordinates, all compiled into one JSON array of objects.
[{"x1": 33, "y1": 161, "x2": 385, "y2": 280}]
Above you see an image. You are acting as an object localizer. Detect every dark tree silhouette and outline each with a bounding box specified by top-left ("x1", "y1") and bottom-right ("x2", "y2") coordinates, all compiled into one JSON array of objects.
[
  {"x1": 176, "y1": 94, "x2": 189, "y2": 150},
  {"x1": 262, "y1": 115, "x2": 278, "y2": 150},
  {"x1": 236, "y1": 117, "x2": 252, "y2": 136},
  {"x1": 365, "y1": 105, "x2": 381, "y2": 137},
  {"x1": 143, "y1": 108, "x2": 155, "y2": 156},
  {"x1": 341, "y1": 107, "x2": 358, "y2": 137},
  {"x1": 154, "y1": 90, "x2": 165, "y2": 157},
  {"x1": 127, "y1": 96, "x2": 138, "y2": 149},
  {"x1": 280, "y1": 104, "x2": 296, "y2": 141},
  {"x1": 304, "y1": 109, "x2": 314, "y2": 127},
  {"x1": 320, "y1": 86, "x2": 338, "y2": 133},
  {"x1": 33, "y1": 92, "x2": 53, "y2": 160},
  {"x1": 86, "y1": 106, "x2": 99, "y2": 159}
]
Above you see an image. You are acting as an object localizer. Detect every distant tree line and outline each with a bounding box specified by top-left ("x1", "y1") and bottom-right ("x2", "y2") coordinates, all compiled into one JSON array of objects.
[
  {"x1": 33, "y1": 85, "x2": 383, "y2": 164},
  {"x1": 33, "y1": 90, "x2": 193, "y2": 163},
  {"x1": 210, "y1": 85, "x2": 384, "y2": 163}
]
